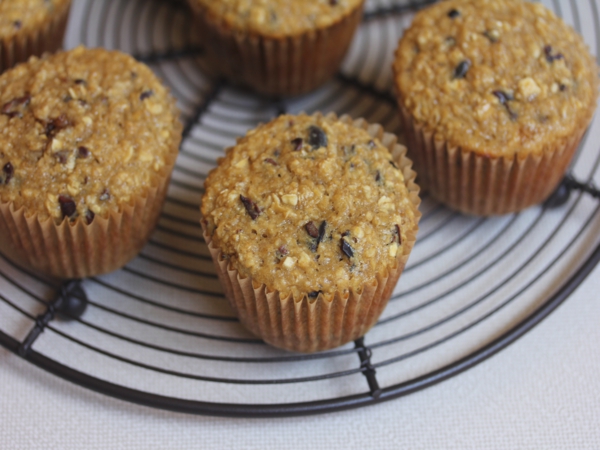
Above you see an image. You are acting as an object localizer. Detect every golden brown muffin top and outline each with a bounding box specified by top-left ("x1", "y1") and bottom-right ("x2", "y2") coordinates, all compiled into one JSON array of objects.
[
  {"x1": 0, "y1": 0, "x2": 70, "y2": 39},
  {"x1": 189, "y1": 0, "x2": 364, "y2": 37},
  {"x1": 0, "y1": 46, "x2": 181, "y2": 223},
  {"x1": 394, "y1": 0, "x2": 599, "y2": 158},
  {"x1": 201, "y1": 113, "x2": 419, "y2": 300}
]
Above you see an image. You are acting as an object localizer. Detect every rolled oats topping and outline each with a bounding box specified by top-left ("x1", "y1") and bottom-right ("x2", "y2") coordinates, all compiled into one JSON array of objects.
[
  {"x1": 0, "y1": 46, "x2": 180, "y2": 223},
  {"x1": 201, "y1": 114, "x2": 419, "y2": 300},
  {"x1": 0, "y1": 0, "x2": 70, "y2": 39},
  {"x1": 394, "y1": 0, "x2": 599, "y2": 158},
  {"x1": 190, "y1": 0, "x2": 364, "y2": 37}
]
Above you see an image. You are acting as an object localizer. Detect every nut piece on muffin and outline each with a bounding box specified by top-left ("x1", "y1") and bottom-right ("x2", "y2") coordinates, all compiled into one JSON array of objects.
[
  {"x1": 0, "y1": 46, "x2": 182, "y2": 279},
  {"x1": 187, "y1": 0, "x2": 365, "y2": 96},
  {"x1": 201, "y1": 113, "x2": 421, "y2": 352},
  {"x1": 0, "y1": 0, "x2": 72, "y2": 73},
  {"x1": 393, "y1": 0, "x2": 599, "y2": 215}
]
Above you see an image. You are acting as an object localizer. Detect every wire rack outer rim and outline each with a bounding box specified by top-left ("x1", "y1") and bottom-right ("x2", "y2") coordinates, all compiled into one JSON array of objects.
[{"x1": 1, "y1": 238, "x2": 598, "y2": 418}]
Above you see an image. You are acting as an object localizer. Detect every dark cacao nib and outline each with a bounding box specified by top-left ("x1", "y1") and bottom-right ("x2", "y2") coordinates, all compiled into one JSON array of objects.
[
  {"x1": 307, "y1": 125, "x2": 327, "y2": 149},
  {"x1": 3, "y1": 162, "x2": 14, "y2": 184},
  {"x1": 140, "y1": 90, "x2": 154, "y2": 101},
  {"x1": 99, "y1": 189, "x2": 110, "y2": 201},
  {"x1": 375, "y1": 171, "x2": 381, "y2": 182},
  {"x1": 341, "y1": 239, "x2": 354, "y2": 259},
  {"x1": 544, "y1": 45, "x2": 564, "y2": 63},
  {"x1": 305, "y1": 221, "x2": 319, "y2": 238},
  {"x1": 85, "y1": 209, "x2": 95, "y2": 225},
  {"x1": 59, "y1": 195, "x2": 77, "y2": 218},
  {"x1": 2, "y1": 95, "x2": 31, "y2": 118},
  {"x1": 45, "y1": 114, "x2": 70, "y2": 138},
  {"x1": 264, "y1": 158, "x2": 278, "y2": 166},
  {"x1": 308, "y1": 290, "x2": 322, "y2": 299},
  {"x1": 291, "y1": 138, "x2": 303, "y2": 151},
  {"x1": 77, "y1": 146, "x2": 90, "y2": 158},
  {"x1": 393, "y1": 224, "x2": 402, "y2": 245},
  {"x1": 317, "y1": 221, "x2": 327, "y2": 246},
  {"x1": 13, "y1": 20, "x2": 22, "y2": 29},
  {"x1": 240, "y1": 195, "x2": 261, "y2": 220},
  {"x1": 448, "y1": 9, "x2": 460, "y2": 18},
  {"x1": 492, "y1": 90, "x2": 517, "y2": 120},
  {"x1": 277, "y1": 245, "x2": 289, "y2": 256},
  {"x1": 453, "y1": 59, "x2": 471, "y2": 79},
  {"x1": 55, "y1": 151, "x2": 69, "y2": 164},
  {"x1": 74, "y1": 79, "x2": 87, "y2": 85}
]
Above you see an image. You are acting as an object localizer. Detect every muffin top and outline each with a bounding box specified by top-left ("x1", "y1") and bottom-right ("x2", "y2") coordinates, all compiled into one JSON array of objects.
[
  {"x1": 201, "y1": 113, "x2": 420, "y2": 300},
  {"x1": 394, "y1": 0, "x2": 599, "y2": 158},
  {"x1": 190, "y1": 0, "x2": 364, "y2": 37},
  {"x1": 0, "y1": 0, "x2": 70, "y2": 39},
  {"x1": 0, "y1": 46, "x2": 180, "y2": 223}
]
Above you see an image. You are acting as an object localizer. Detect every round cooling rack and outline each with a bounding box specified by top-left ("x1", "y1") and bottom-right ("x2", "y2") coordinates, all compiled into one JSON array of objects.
[{"x1": 1, "y1": 0, "x2": 600, "y2": 418}]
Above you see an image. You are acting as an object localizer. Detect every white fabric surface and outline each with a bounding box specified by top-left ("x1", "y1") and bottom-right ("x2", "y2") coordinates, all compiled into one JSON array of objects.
[
  {"x1": 2, "y1": 0, "x2": 600, "y2": 448},
  {"x1": 1, "y1": 264, "x2": 599, "y2": 450}
]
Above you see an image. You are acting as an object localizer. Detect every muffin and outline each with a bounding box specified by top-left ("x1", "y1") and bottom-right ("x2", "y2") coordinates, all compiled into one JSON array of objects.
[
  {"x1": 201, "y1": 113, "x2": 421, "y2": 352},
  {"x1": 0, "y1": 0, "x2": 72, "y2": 74},
  {"x1": 187, "y1": 0, "x2": 365, "y2": 96},
  {"x1": 0, "y1": 46, "x2": 182, "y2": 279},
  {"x1": 393, "y1": 0, "x2": 599, "y2": 215}
]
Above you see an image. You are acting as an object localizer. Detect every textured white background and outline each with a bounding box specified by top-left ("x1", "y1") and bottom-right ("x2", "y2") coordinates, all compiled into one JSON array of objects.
[
  {"x1": 2, "y1": 0, "x2": 600, "y2": 448},
  {"x1": 1, "y1": 265, "x2": 600, "y2": 450}
]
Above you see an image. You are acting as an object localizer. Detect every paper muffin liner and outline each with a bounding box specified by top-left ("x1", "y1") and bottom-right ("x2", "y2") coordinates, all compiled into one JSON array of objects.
[
  {"x1": 188, "y1": 1, "x2": 364, "y2": 97},
  {"x1": 0, "y1": 121, "x2": 182, "y2": 280},
  {"x1": 0, "y1": 0, "x2": 72, "y2": 74},
  {"x1": 398, "y1": 103, "x2": 586, "y2": 216},
  {"x1": 201, "y1": 113, "x2": 421, "y2": 353}
]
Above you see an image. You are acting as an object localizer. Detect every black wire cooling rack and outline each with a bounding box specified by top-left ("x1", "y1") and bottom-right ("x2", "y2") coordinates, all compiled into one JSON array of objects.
[{"x1": 1, "y1": 0, "x2": 600, "y2": 418}]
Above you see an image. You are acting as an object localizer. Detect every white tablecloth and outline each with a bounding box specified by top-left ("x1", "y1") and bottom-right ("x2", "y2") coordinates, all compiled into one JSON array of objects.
[
  {"x1": 2, "y1": 264, "x2": 599, "y2": 450},
  {"x1": 2, "y1": 0, "x2": 600, "y2": 447}
]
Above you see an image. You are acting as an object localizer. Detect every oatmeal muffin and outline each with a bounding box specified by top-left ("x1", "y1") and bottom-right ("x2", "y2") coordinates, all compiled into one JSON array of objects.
[
  {"x1": 201, "y1": 113, "x2": 421, "y2": 352},
  {"x1": 0, "y1": 0, "x2": 72, "y2": 74},
  {"x1": 393, "y1": 0, "x2": 598, "y2": 215},
  {"x1": 187, "y1": 0, "x2": 365, "y2": 96},
  {"x1": 0, "y1": 46, "x2": 182, "y2": 278}
]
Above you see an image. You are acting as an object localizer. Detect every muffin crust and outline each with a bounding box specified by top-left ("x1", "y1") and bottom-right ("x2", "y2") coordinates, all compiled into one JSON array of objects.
[
  {"x1": 0, "y1": 46, "x2": 180, "y2": 223},
  {"x1": 201, "y1": 114, "x2": 419, "y2": 300},
  {"x1": 394, "y1": 0, "x2": 598, "y2": 158},
  {"x1": 0, "y1": 0, "x2": 70, "y2": 39},
  {"x1": 190, "y1": 0, "x2": 363, "y2": 37}
]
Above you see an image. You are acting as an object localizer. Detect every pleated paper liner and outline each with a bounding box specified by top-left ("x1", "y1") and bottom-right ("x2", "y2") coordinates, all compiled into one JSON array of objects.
[
  {"x1": 201, "y1": 114, "x2": 421, "y2": 353},
  {"x1": 187, "y1": 1, "x2": 364, "y2": 97},
  {"x1": 0, "y1": 0, "x2": 72, "y2": 74},
  {"x1": 398, "y1": 103, "x2": 587, "y2": 216},
  {"x1": 0, "y1": 123, "x2": 182, "y2": 280}
]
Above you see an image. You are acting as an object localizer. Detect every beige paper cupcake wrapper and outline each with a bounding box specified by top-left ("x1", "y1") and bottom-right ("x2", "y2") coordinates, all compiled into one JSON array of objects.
[
  {"x1": 0, "y1": 119, "x2": 182, "y2": 280},
  {"x1": 398, "y1": 103, "x2": 585, "y2": 216},
  {"x1": 202, "y1": 113, "x2": 421, "y2": 353},
  {"x1": 0, "y1": 0, "x2": 72, "y2": 74},
  {"x1": 188, "y1": 2, "x2": 364, "y2": 97}
]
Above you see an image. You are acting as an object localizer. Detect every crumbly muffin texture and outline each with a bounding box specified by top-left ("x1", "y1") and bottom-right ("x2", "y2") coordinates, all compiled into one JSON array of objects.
[
  {"x1": 394, "y1": 0, "x2": 598, "y2": 158},
  {"x1": 202, "y1": 114, "x2": 419, "y2": 300},
  {"x1": 0, "y1": 46, "x2": 180, "y2": 223},
  {"x1": 190, "y1": 0, "x2": 363, "y2": 37},
  {"x1": 0, "y1": 0, "x2": 70, "y2": 39}
]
